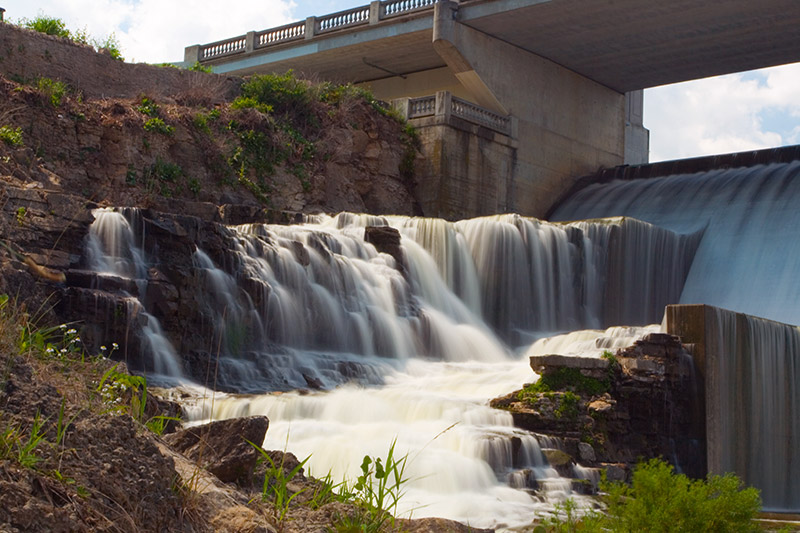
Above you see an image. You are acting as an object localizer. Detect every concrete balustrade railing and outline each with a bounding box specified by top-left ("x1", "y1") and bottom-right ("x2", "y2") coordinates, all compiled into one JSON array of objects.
[
  {"x1": 257, "y1": 21, "x2": 306, "y2": 46},
  {"x1": 188, "y1": 0, "x2": 458, "y2": 64},
  {"x1": 318, "y1": 5, "x2": 371, "y2": 33},
  {"x1": 382, "y1": 0, "x2": 438, "y2": 17},
  {"x1": 451, "y1": 95, "x2": 512, "y2": 135},
  {"x1": 408, "y1": 95, "x2": 436, "y2": 118},
  {"x1": 395, "y1": 91, "x2": 514, "y2": 137},
  {"x1": 199, "y1": 35, "x2": 247, "y2": 61}
]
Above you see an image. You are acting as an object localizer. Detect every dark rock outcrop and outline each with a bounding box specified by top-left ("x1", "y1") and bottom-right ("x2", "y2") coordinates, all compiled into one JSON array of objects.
[
  {"x1": 364, "y1": 225, "x2": 406, "y2": 270},
  {"x1": 492, "y1": 333, "x2": 705, "y2": 485},
  {"x1": 164, "y1": 416, "x2": 270, "y2": 484}
]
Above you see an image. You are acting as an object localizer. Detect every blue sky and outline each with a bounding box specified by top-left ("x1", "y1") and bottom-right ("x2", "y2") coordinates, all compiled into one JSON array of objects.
[{"x1": 7, "y1": 0, "x2": 800, "y2": 162}]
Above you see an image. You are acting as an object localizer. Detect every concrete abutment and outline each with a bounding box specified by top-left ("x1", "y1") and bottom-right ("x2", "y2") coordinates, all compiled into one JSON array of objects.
[{"x1": 381, "y1": 0, "x2": 647, "y2": 220}]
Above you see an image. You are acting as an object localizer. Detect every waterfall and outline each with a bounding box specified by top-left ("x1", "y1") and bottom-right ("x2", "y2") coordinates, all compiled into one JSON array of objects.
[
  {"x1": 181, "y1": 358, "x2": 581, "y2": 529},
  {"x1": 700, "y1": 307, "x2": 800, "y2": 511},
  {"x1": 82, "y1": 200, "x2": 772, "y2": 524},
  {"x1": 552, "y1": 160, "x2": 800, "y2": 326},
  {"x1": 86, "y1": 208, "x2": 182, "y2": 377}
]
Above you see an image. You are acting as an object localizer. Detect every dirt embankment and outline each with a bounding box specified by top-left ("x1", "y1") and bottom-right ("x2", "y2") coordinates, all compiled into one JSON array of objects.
[{"x1": 0, "y1": 22, "x2": 421, "y2": 216}]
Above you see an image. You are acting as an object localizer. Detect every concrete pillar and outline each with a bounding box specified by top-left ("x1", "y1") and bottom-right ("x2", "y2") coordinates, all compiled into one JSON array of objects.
[
  {"x1": 392, "y1": 98, "x2": 411, "y2": 120},
  {"x1": 431, "y1": 0, "x2": 626, "y2": 217},
  {"x1": 304, "y1": 17, "x2": 317, "y2": 40},
  {"x1": 184, "y1": 45, "x2": 201, "y2": 64},
  {"x1": 245, "y1": 31, "x2": 256, "y2": 53},
  {"x1": 624, "y1": 90, "x2": 650, "y2": 164},
  {"x1": 369, "y1": 1, "x2": 383, "y2": 24},
  {"x1": 435, "y1": 90, "x2": 452, "y2": 122}
]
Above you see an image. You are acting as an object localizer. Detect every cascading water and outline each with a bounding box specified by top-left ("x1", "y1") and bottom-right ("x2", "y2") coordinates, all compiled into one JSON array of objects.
[
  {"x1": 552, "y1": 160, "x2": 800, "y2": 326},
  {"x1": 81, "y1": 204, "x2": 732, "y2": 526},
  {"x1": 553, "y1": 160, "x2": 800, "y2": 511},
  {"x1": 86, "y1": 208, "x2": 182, "y2": 377}
]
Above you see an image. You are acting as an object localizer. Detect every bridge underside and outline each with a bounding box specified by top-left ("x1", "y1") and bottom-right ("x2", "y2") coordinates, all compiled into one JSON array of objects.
[
  {"x1": 191, "y1": 0, "x2": 800, "y2": 219},
  {"x1": 201, "y1": 0, "x2": 800, "y2": 92}
]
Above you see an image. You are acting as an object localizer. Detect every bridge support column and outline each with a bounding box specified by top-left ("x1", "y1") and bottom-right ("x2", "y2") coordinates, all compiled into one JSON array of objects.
[{"x1": 432, "y1": 0, "x2": 639, "y2": 217}]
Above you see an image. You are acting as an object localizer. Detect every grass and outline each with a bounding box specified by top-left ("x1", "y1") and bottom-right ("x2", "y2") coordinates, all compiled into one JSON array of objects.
[
  {"x1": 0, "y1": 412, "x2": 48, "y2": 468},
  {"x1": 1, "y1": 293, "x2": 173, "y2": 436},
  {"x1": 335, "y1": 440, "x2": 409, "y2": 533},
  {"x1": 249, "y1": 440, "x2": 311, "y2": 526}
]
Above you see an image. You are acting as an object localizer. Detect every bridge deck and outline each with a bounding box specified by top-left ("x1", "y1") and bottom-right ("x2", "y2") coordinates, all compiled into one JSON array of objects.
[{"x1": 191, "y1": 0, "x2": 800, "y2": 91}]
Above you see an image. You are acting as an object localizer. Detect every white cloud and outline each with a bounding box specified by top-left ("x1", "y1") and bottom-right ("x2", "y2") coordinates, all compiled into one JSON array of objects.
[
  {"x1": 5, "y1": 0, "x2": 297, "y2": 63},
  {"x1": 644, "y1": 62, "x2": 800, "y2": 162}
]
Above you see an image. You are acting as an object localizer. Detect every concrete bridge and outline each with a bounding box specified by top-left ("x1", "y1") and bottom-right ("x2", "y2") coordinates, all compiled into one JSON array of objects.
[{"x1": 185, "y1": 0, "x2": 800, "y2": 219}]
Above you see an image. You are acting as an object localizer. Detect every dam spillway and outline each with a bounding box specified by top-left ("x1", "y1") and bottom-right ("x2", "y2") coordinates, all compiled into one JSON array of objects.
[{"x1": 552, "y1": 159, "x2": 800, "y2": 326}]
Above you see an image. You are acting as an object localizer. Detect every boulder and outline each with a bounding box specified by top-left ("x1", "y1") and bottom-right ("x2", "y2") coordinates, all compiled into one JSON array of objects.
[
  {"x1": 364, "y1": 225, "x2": 405, "y2": 271},
  {"x1": 165, "y1": 416, "x2": 270, "y2": 483}
]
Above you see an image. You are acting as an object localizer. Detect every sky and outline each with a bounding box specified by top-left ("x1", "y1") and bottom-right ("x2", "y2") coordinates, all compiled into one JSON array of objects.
[{"x1": 5, "y1": 0, "x2": 800, "y2": 163}]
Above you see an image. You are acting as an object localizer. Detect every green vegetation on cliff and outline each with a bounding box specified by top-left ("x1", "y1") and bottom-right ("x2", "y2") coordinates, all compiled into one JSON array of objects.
[
  {"x1": 539, "y1": 458, "x2": 763, "y2": 532},
  {"x1": 19, "y1": 15, "x2": 123, "y2": 61}
]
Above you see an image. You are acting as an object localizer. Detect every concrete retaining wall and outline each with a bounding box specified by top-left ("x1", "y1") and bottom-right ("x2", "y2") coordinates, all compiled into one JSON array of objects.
[{"x1": 666, "y1": 304, "x2": 800, "y2": 511}]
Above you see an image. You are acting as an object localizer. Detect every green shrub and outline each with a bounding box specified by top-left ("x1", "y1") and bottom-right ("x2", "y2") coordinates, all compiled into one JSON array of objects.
[
  {"x1": 21, "y1": 17, "x2": 123, "y2": 60},
  {"x1": 143, "y1": 117, "x2": 174, "y2": 135},
  {"x1": 143, "y1": 158, "x2": 184, "y2": 197},
  {"x1": 22, "y1": 16, "x2": 70, "y2": 38},
  {"x1": 95, "y1": 33, "x2": 123, "y2": 61},
  {"x1": 192, "y1": 112, "x2": 211, "y2": 134},
  {"x1": 0, "y1": 125, "x2": 23, "y2": 146},
  {"x1": 36, "y1": 77, "x2": 68, "y2": 107},
  {"x1": 136, "y1": 97, "x2": 161, "y2": 117},
  {"x1": 231, "y1": 96, "x2": 273, "y2": 115},
  {"x1": 188, "y1": 61, "x2": 213, "y2": 73},
  {"x1": 236, "y1": 71, "x2": 312, "y2": 119},
  {"x1": 541, "y1": 459, "x2": 763, "y2": 532},
  {"x1": 598, "y1": 459, "x2": 761, "y2": 532}
]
